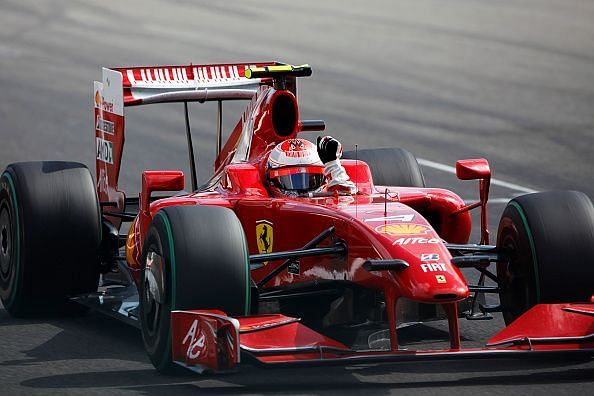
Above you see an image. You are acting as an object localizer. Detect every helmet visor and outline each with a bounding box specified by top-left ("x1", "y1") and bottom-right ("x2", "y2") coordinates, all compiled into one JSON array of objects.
[{"x1": 269, "y1": 166, "x2": 325, "y2": 192}]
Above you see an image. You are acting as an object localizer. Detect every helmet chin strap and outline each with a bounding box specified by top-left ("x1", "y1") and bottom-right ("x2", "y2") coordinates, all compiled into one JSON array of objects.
[
  {"x1": 268, "y1": 186, "x2": 299, "y2": 198},
  {"x1": 268, "y1": 182, "x2": 353, "y2": 198}
]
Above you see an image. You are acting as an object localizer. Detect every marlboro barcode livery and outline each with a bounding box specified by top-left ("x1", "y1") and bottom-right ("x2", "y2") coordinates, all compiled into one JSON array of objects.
[{"x1": 1, "y1": 62, "x2": 593, "y2": 374}]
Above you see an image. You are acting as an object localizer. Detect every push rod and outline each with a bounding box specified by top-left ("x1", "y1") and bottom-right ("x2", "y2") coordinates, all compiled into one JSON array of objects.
[
  {"x1": 250, "y1": 245, "x2": 345, "y2": 264},
  {"x1": 257, "y1": 226, "x2": 337, "y2": 288}
]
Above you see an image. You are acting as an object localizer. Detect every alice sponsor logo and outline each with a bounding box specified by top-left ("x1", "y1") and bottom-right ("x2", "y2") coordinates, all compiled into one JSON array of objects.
[
  {"x1": 96, "y1": 137, "x2": 113, "y2": 164},
  {"x1": 393, "y1": 237, "x2": 441, "y2": 245},
  {"x1": 182, "y1": 319, "x2": 206, "y2": 360}
]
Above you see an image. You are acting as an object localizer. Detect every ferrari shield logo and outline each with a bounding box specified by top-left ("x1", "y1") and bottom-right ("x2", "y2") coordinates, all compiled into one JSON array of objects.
[{"x1": 256, "y1": 220, "x2": 273, "y2": 254}]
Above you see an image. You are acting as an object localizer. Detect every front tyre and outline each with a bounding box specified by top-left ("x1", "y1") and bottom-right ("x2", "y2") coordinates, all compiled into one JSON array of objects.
[
  {"x1": 139, "y1": 205, "x2": 250, "y2": 372},
  {"x1": 496, "y1": 190, "x2": 594, "y2": 324}
]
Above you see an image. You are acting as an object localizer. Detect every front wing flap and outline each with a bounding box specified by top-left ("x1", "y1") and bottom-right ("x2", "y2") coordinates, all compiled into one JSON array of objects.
[{"x1": 171, "y1": 303, "x2": 594, "y2": 372}]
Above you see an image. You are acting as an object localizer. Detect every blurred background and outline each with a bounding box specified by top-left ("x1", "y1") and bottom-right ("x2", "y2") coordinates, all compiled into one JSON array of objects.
[
  {"x1": 1, "y1": 0, "x2": 593, "y2": 203},
  {"x1": 1, "y1": 1, "x2": 594, "y2": 393}
]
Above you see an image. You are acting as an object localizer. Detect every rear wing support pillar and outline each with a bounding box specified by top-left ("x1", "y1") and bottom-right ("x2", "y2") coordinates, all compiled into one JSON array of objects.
[
  {"x1": 184, "y1": 102, "x2": 198, "y2": 192},
  {"x1": 216, "y1": 100, "x2": 223, "y2": 156}
]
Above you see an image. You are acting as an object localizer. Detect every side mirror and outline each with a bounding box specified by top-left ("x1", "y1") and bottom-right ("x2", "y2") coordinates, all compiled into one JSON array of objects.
[
  {"x1": 141, "y1": 170, "x2": 185, "y2": 213},
  {"x1": 456, "y1": 158, "x2": 491, "y2": 180},
  {"x1": 454, "y1": 159, "x2": 491, "y2": 244}
]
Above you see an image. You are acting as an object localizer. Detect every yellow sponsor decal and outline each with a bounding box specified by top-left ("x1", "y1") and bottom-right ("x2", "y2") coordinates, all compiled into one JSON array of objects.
[
  {"x1": 376, "y1": 224, "x2": 430, "y2": 236},
  {"x1": 256, "y1": 220, "x2": 273, "y2": 255},
  {"x1": 245, "y1": 67, "x2": 262, "y2": 78},
  {"x1": 435, "y1": 275, "x2": 447, "y2": 284},
  {"x1": 245, "y1": 64, "x2": 308, "y2": 79},
  {"x1": 267, "y1": 65, "x2": 293, "y2": 73},
  {"x1": 94, "y1": 90, "x2": 101, "y2": 108}
]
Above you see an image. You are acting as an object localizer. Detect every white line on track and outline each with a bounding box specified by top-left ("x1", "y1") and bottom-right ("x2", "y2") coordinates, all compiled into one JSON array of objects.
[
  {"x1": 417, "y1": 158, "x2": 538, "y2": 194},
  {"x1": 463, "y1": 198, "x2": 515, "y2": 205}
]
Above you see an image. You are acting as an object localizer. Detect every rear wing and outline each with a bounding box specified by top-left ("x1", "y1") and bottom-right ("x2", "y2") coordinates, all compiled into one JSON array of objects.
[
  {"x1": 116, "y1": 63, "x2": 283, "y2": 106},
  {"x1": 93, "y1": 62, "x2": 283, "y2": 213}
]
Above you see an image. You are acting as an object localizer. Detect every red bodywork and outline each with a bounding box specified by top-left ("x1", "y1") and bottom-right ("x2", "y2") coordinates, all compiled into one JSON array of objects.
[{"x1": 93, "y1": 63, "x2": 594, "y2": 372}]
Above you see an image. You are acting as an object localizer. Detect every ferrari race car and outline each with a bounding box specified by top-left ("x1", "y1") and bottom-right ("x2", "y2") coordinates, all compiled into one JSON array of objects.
[{"x1": 1, "y1": 62, "x2": 593, "y2": 373}]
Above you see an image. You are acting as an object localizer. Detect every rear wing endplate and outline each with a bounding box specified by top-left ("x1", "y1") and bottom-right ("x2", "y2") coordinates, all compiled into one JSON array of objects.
[{"x1": 93, "y1": 62, "x2": 281, "y2": 211}]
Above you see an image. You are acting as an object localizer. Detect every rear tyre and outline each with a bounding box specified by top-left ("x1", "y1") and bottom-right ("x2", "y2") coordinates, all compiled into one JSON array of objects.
[
  {"x1": 0, "y1": 162, "x2": 101, "y2": 316},
  {"x1": 496, "y1": 191, "x2": 594, "y2": 324},
  {"x1": 342, "y1": 147, "x2": 425, "y2": 187},
  {"x1": 140, "y1": 205, "x2": 250, "y2": 372}
]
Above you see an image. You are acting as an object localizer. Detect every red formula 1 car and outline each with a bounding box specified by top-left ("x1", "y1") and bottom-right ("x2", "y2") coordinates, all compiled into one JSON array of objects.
[{"x1": 1, "y1": 62, "x2": 594, "y2": 373}]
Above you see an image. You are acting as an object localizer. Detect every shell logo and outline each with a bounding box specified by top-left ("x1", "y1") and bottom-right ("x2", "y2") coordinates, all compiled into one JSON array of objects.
[
  {"x1": 376, "y1": 224, "x2": 430, "y2": 236},
  {"x1": 94, "y1": 90, "x2": 101, "y2": 108}
]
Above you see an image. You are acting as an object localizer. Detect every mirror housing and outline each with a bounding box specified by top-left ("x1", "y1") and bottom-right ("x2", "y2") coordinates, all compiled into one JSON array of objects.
[
  {"x1": 141, "y1": 170, "x2": 185, "y2": 213},
  {"x1": 454, "y1": 158, "x2": 491, "y2": 244},
  {"x1": 456, "y1": 158, "x2": 491, "y2": 180}
]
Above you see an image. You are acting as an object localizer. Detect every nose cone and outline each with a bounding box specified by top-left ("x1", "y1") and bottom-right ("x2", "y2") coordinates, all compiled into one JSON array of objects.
[
  {"x1": 392, "y1": 245, "x2": 470, "y2": 303},
  {"x1": 356, "y1": 204, "x2": 470, "y2": 302},
  {"x1": 371, "y1": 223, "x2": 469, "y2": 302},
  {"x1": 404, "y1": 263, "x2": 470, "y2": 302}
]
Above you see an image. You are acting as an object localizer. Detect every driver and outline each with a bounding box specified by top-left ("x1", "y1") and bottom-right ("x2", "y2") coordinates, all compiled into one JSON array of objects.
[{"x1": 266, "y1": 136, "x2": 357, "y2": 197}]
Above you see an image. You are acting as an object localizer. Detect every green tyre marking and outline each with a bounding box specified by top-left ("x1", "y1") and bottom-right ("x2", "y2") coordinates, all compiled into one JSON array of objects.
[
  {"x1": 509, "y1": 201, "x2": 541, "y2": 303},
  {"x1": 238, "y1": 223, "x2": 250, "y2": 315},
  {"x1": 3, "y1": 172, "x2": 21, "y2": 306},
  {"x1": 155, "y1": 211, "x2": 176, "y2": 309},
  {"x1": 96, "y1": 189, "x2": 102, "y2": 244},
  {"x1": 154, "y1": 210, "x2": 176, "y2": 371}
]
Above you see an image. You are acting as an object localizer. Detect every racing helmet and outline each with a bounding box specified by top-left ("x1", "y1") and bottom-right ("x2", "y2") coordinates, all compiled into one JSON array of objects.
[{"x1": 267, "y1": 138, "x2": 325, "y2": 195}]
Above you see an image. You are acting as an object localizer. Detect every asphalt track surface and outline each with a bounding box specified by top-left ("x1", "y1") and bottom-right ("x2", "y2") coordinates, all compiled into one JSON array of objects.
[{"x1": 1, "y1": 0, "x2": 593, "y2": 394}]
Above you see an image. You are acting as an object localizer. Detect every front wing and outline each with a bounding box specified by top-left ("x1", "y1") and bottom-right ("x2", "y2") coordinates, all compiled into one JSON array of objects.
[{"x1": 170, "y1": 303, "x2": 594, "y2": 373}]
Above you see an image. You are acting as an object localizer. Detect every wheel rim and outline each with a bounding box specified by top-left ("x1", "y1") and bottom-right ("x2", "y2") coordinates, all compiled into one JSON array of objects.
[
  {"x1": 0, "y1": 204, "x2": 12, "y2": 280},
  {"x1": 142, "y1": 249, "x2": 165, "y2": 336},
  {"x1": 499, "y1": 230, "x2": 534, "y2": 321},
  {"x1": 501, "y1": 236, "x2": 524, "y2": 310}
]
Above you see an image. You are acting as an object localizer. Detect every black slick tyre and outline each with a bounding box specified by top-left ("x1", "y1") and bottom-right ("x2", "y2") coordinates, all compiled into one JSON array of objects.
[
  {"x1": 342, "y1": 147, "x2": 425, "y2": 187},
  {"x1": 139, "y1": 205, "x2": 250, "y2": 372},
  {"x1": 0, "y1": 162, "x2": 101, "y2": 316},
  {"x1": 496, "y1": 190, "x2": 594, "y2": 324}
]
